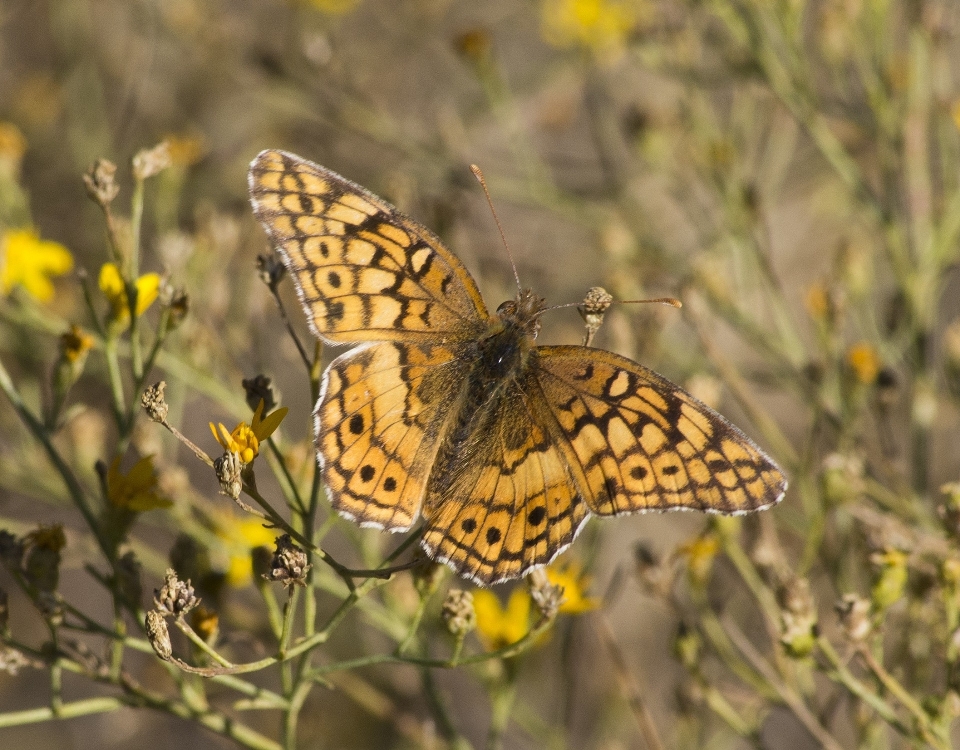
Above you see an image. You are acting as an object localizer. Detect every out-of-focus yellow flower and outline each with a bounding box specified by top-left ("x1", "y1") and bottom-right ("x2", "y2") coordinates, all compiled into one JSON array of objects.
[
  {"x1": 846, "y1": 342, "x2": 880, "y2": 385},
  {"x1": 218, "y1": 515, "x2": 277, "y2": 586},
  {"x1": 952, "y1": 101, "x2": 960, "y2": 132},
  {"x1": 25, "y1": 524, "x2": 66, "y2": 552},
  {"x1": 545, "y1": 561, "x2": 600, "y2": 614},
  {"x1": 305, "y1": 0, "x2": 359, "y2": 14},
  {"x1": 474, "y1": 587, "x2": 531, "y2": 651},
  {"x1": 106, "y1": 455, "x2": 172, "y2": 511},
  {"x1": 805, "y1": 282, "x2": 831, "y2": 321},
  {"x1": 0, "y1": 122, "x2": 27, "y2": 168},
  {"x1": 60, "y1": 324, "x2": 94, "y2": 364},
  {"x1": 679, "y1": 534, "x2": 719, "y2": 585},
  {"x1": 540, "y1": 0, "x2": 641, "y2": 60},
  {"x1": 98, "y1": 262, "x2": 160, "y2": 322},
  {"x1": 163, "y1": 134, "x2": 207, "y2": 167},
  {"x1": 211, "y1": 401, "x2": 288, "y2": 465},
  {"x1": 1, "y1": 228, "x2": 73, "y2": 302},
  {"x1": 188, "y1": 605, "x2": 219, "y2": 641},
  {"x1": 870, "y1": 548, "x2": 908, "y2": 611}
]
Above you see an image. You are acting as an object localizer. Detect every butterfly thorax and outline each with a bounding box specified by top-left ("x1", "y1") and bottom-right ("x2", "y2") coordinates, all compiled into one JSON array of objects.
[{"x1": 423, "y1": 290, "x2": 546, "y2": 505}]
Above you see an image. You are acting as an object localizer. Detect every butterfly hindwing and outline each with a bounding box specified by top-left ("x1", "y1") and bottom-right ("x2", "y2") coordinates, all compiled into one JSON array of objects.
[
  {"x1": 318, "y1": 340, "x2": 470, "y2": 531},
  {"x1": 420, "y1": 378, "x2": 589, "y2": 585}
]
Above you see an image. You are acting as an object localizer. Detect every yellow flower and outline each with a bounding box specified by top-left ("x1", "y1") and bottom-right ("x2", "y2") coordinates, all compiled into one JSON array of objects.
[
  {"x1": 846, "y1": 342, "x2": 880, "y2": 385},
  {"x1": 105, "y1": 455, "x2": 172, "y2": 511},
  {"x1": 98, "y1": 262, "x2": 160, "y2": 322},
  {"x1": 805, "y1": 282, "x2": 830, "y2": 321},
  {"x1": 540, "y1": 0, "x2": 640, "y2": 59},
  {"x1": 953, "y1": 101, "x2": 960, "y2": 132},
  {"x1": 0, "y1": 122, "x2": 27, "y2": 167},
  {"x1": 25, "y1": 524, "x2": 66, "y2": 552},
  {"x1": 59, "y1": 324, "x2": 94, "y2": 363},
  {"x1": 870, "y1": 548, "x2": 908, "y2": 611},
  {"x1": 218, "y1": 515, "x2": 277, "y2": 586},
  {"x1": 474, "y1": 587, "x2": 532, "y2": 651},
  {"x1": 163, "y1": 133, "x2": 207, "y2": 167},
  {"x1": 679, "y1": 533, "x2": 719, "y2": 585},
  {"x1": 545, "y1": 561, "x2": 600, "y2": 614},
  {"x1": 210, "y1": 400, "x2": 289, "y2": 465},
  {"x1": 1, "y1": 228, "x2": 73, "y2": 302}
]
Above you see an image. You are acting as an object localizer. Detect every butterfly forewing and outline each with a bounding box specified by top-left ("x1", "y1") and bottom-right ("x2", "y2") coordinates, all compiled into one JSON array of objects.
[
  {"x1": 533, "y1": 346, "x2": 787, "y2": 516},
  {"x1": 249, "y1": 150, "x2": 490, "y2": 345}
]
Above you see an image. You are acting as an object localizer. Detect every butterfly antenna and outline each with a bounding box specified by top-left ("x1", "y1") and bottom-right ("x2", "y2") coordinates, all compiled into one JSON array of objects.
[{"x1": 470, "y1": 164, "x2": 523, "y2": 293}]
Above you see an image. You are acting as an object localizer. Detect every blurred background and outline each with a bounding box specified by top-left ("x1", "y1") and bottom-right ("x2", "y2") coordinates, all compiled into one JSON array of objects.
[{"x1": 2, "y1": 0, "x2": 960, "y2": 748}]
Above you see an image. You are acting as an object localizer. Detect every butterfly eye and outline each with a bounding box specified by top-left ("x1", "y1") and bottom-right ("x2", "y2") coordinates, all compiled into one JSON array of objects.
[{"x1": 497, "y1": 300, "x2": 517, "y2": 316}]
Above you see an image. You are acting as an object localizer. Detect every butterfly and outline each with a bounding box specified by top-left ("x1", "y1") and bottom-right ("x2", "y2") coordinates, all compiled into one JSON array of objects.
[{"x1": 248, "y1": 150, "x2": 787, "y2": 586}]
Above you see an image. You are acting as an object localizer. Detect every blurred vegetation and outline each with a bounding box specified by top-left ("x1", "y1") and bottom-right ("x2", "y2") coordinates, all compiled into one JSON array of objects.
[{"x1": 2, "y1": 0, "x2": 960, "y2": 748}]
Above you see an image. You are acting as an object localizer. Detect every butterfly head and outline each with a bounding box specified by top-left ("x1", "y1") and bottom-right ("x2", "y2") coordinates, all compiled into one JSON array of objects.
[{"x1": 496, "y1": 289, "x2": 547, "y2": 341}]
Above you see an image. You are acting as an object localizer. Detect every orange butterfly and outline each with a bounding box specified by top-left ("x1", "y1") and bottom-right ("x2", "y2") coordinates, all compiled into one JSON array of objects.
[{"x1": 249, "y1": 150, "x2": 786, "y2": 585}]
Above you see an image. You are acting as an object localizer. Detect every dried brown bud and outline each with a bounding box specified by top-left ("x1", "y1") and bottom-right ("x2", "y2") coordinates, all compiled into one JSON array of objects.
[
  {"x1": 214, "y1": 451, "x2": 243, "y2": 500},
  {"x1": 133, "y1": 141, "x2": 172, "y2": 181},
  {"x1": 83, "y1": 159, "x2": 119, "y2": 206},
  {"x1": 441, "y1": 589, "x2": 476, "y2": 636},
  {"x1": 778, "y1": 577, "x2": 817, "y2": 658},
  {"x1": 141, "y1": 381, "x2": 169, "y2": 423},
  {"x1": 0, "y1": 646, "x2": 32, "y2": 675},
  {"x1": 242, "y1": 375, "x2": 278, "y2": 414},
  {"x1": 264, "y1": 534, "x2": 310, "y2": 587},
  {"x1": 411, "y1": 546, "x2": 443, "y2": 595},
  {"x1": 835, "y1": 593, "x2": 871, "y2": 642},
  {"x1": 145, "y1": 610, "x2": 173, "y2": 661},
  {"x1": 578, "y1": 286, "x2": 614, "y2": 346},
  {"x1": 528, "y1": 568, "x2": 565, "y2": 619},
  {"x1": 154, "y1": 568, "x2": 199, "y2": 617},
  {"x1": 256, "y1": 253, "x2": 286, "y2": 290},
  {"x1": 23, "y1": 525, "x2": 65, "y2": 593}
]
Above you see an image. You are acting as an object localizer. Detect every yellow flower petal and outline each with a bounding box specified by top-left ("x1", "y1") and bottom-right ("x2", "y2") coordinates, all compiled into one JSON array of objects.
[
  {"x1": 99, "y1": 263, "x2": 160, "y2": 320},
  {"x1": 545, "y1": 561, "x2": 600, "y2": 614},
  {"x1": 254, "y1": 406, "x2": 288, "y2": 441},
  {"x1": 105, "y1": 455, "x2": 172, "y2": 511},
  {"x1": 1, "y1": 228, "x2": 74, "y2": 302},
  {"x1": 474, "y1": 588, "x2": 532, "y2": 651}
]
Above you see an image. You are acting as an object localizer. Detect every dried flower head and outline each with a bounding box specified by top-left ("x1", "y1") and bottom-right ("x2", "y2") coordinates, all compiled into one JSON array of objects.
[
  {"x1": 214, "y1": 451, "x2": 243, "y2": 500},
  {"x1": 835, "y1": 593, "x2": 871, "y2": 642},
  {"x1": 83, "y1": 158, "x2": 119, "y2": 206},
  {"x1": 529, "y1": 568, "x2": 566, "y2": 619},
  {"x1": 256, "y1": 253, "x2": 286, "y2": 291},
  {"x1": 778, "y1": 577, "x2": 818, "y2": 658},
  {"x1": 264, "y1": 534, "x2": 310, "y2": 588},
  {"x1": 578, "y1": 286, "x2": 613, "y2": 345},
  {"x1": 441, "y1": 589, "x2": 477, "y2": 636},
  {"x1": 154, "y1": 569, "x2": 199, "y2": 617},
  {"x1": 141, "y1": 381, "x2": 169, "y2": 423},
  {"x1": 132, "y1": 141, "x2": 172, "y2": 181}
]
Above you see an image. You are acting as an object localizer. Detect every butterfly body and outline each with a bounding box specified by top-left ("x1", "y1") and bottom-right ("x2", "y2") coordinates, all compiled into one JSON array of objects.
[{"x1": 249, "y1": 150, "x2": 787, "y2": 585}]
